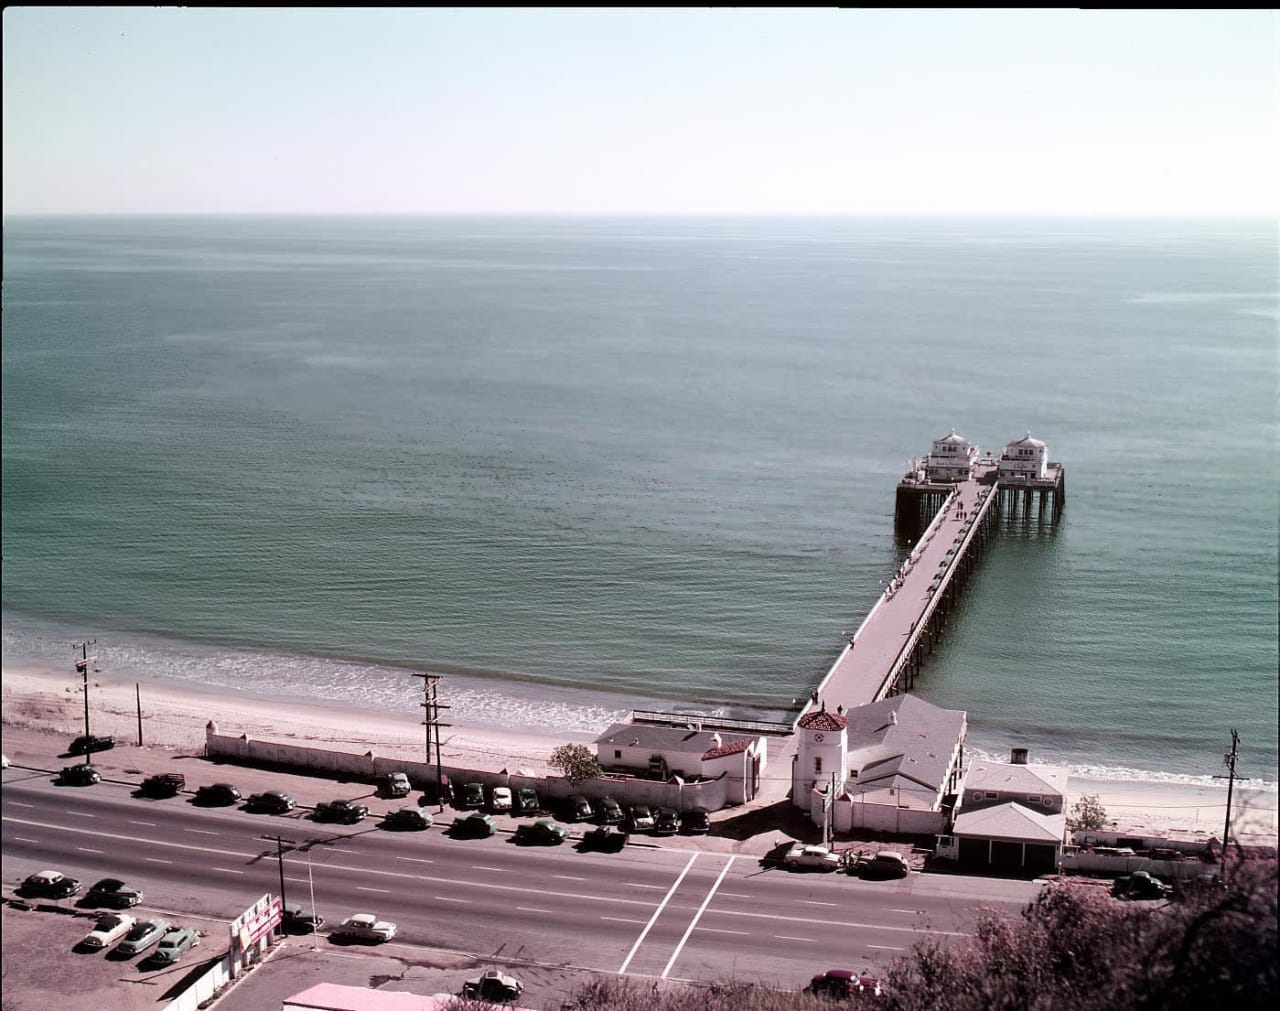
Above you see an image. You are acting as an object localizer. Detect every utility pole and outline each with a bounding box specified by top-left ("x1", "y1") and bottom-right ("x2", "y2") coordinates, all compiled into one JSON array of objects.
[
  {"x1": 73, "y1": 640, "x2": 97, "y2": 759},
  {"x1": 260, "y1": 834, "x2": 295, "y2": 931},
  {"x1": 822, "y1": 771, "x2": 840, "y2": 849},
  {"x1": 1216, "y1": 730, "x2": 1241, "y2": 881},
  {"x1": 412, "y1": 673, "x2": 450, "y2": 809}
]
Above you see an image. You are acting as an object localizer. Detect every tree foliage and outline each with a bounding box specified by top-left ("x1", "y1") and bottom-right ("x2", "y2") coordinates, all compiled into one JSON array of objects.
[
  {"x1": 549, "y1": 743, "x2": 602, "y2": 785},
  {"x1": 1067, "y1": 792, "x2": 1110, "y2": 832}
]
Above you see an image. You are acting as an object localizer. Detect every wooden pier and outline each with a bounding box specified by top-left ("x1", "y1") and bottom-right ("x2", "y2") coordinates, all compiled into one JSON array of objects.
[{"x1": 799, "y1": 446, "x2": 1066, "y2": 724}]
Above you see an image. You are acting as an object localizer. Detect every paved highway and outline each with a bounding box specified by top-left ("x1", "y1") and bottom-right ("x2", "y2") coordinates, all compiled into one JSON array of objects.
[{"x1": 1, "y1": 766, "x2": 1041, "y2": 989}]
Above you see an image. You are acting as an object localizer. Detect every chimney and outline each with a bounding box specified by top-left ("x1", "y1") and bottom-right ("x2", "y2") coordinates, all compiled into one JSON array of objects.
[
  {"x1": 711, "y1": 732, "x2": 722, "y2": 749},
  {"x1": 889, "y1": 711, "x2": 897, "y2": 725},
  {"x1": 1010, "y1": 748, "x2": 1029, "y2": 765}
]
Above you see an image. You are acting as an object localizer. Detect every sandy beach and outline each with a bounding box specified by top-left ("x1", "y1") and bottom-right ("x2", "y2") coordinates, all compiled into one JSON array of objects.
[{"x1": 3, "y1": 664, "x2": 1275, "y2": 846}]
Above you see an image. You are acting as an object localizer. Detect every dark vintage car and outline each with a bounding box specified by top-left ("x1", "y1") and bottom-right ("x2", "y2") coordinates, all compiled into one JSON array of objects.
[
  {"x1": 245, "y1": 790, "x2": 297, "y2": 814},
  {"x1": 458, "y1": 782, "x2": 486, "y2": 810},
  {"x1": 451, "y1": 812, "x2": 497, "y2": 838},
  {"x1": 86, "y1": 878, "x2": 145, "y2": 908},
  {"x1": 462, "y1": 971, "x2": 524, "y2": 1003},
  {"x1": 139, "y1": 773, "x2": 186, "y2": 798},
  {"x1": 515, "y1": 786, "x2": 541, "y2": 815},
  {"x1": 59, "y1": 763, "x2": 101, "y2": 786},
  {"x1": 653, "y1": 806, "x2": 681, "y2": 836},
  {"x1": 595, "y1": 796, "x2": 624, "y2": 825},
  {"x1": 282, "y1": 902, "x2": 325, "y2": 934},
  {"x1": 1112, "y1": 870, "x2": 1171, "y2": 900},
  {"x1": 379, "y1": 772, "x2": 412, "y2": 799},
  {"x1": 382, "y1": 806, "x2": 433, "y2": 831},
  {"x1": 565, "y1": 794, "x2": 594, "y2": 822},
  {"x1": 69, "y1": 734, "x2": 115, "y2": 756},
  {"x1": 20, "y1": 869, "x2": 82, "y2": 899},
  {"x1": 804, "y1": 968, "x2": 882, "y2": 999},
  {"x1": 514, "y1": 819, "x2": 569, "y2": 846},
  {"x1": 682, "y1": 807, "x2": 711, "y2": 834},
  {"x1": 313, "y1": 799, "x2": 369, "y2": 824},
  {"x1": 580, "y1": 824, "x2": 627, "y2": 853},
  {"x1": 194, "y1": 782, "x2": 242, "y2": 806}
]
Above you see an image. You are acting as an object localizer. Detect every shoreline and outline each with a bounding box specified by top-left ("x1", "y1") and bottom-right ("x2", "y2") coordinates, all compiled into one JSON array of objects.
[{"x1": 3, "y1": 664, "x2": 1276, "y2": 845}]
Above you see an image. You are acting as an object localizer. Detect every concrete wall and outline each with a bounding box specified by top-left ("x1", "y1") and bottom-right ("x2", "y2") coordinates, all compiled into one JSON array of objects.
[
  {"x1": 205, "y1": 730, "x2": 731, "y2": 812},
  {"x1": 1059, "y1": 850, "x2": 1215, "y2": 880},
  {"x1": 162, "y1": 950, "x2": 232, "y2": 1011}
]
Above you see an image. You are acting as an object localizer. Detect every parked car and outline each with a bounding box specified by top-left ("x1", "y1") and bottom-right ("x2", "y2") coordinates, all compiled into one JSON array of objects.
[
  {"x1": 596, "y1": 796, "x2": 624, "y2": 825},
  {"x1": 783, "y1": 843, "x2": 841, "y2": 872},
  {"x1": 382, "y1": 806, "x2": 433, "y2": 831},
  {"x1": 21, "y1": 869, "x2": 81, "y2": 899},
  {"x1": 565, "y1": 794, "x2": 594, "y2": 822},
  {"x1": 1112, "y1": 870, "x2": 1171, "y2": 900},
  {"x1": 514, "y1": 819, "x2": 569, "y2": 846},
  {"x1": 80, "y1": 913, "x2": 135, "y2": 951},
  {"x1": 282, "y1": 903, "x2": 325, "y2": 934},
  {"x1": 452, "y1": 812, "x2": 498, "y2": 838},
  {"x1": 581, "y1": 824, "x2": 628, "y2": 853},
  {"x1": 804, "y1": 968, "x2": 882, "y2": 999},
  {"x1": 682, "y1": 807, "x2": 711, "y2": 835},
  {"x1": 245, "y1": 790, "x2": 297, "y2": 814},
  {"x1": 194, "y1": 782, "x2": 242, "y2": 806},
  {"x1": 313, "y1": 799, "x2": 369, "y2": 824},
  {"x1": 116, "y1": 918, "x2": 171, "y2": 956},
  {"x1": 69, "y1": 734, "x2": 114, "y2": 756},
  {"x1": 332, "y1": 913, "x2": 396, "y2": 943},
  {"x1": 489, "y1": 786, "x2": 513, "y2": 813},
  {"x1": 462, "y1": 970, "x2": 524, "y2": 1002},
  {"x1": 627, "y1": 804, "x2": 656, "y2": 833},
  {"x1": 86, "y1": 878, "x2": 144, "y2": 908},
  {"x1": 379, "y1": 772, "x2": 411, "y2": 799},
  {"x1": 849, "y1": 850, "x2": 910, "y2": 880},
  {"x1": 459, "y1": 782, "x2": 486, "y2": 809},
  {"x1": 150, "y1": 927, "x2": 200, "y2": 965},
  {"x1": 59, "y1": 763, "x2": 101, "y2": 786},
  {"x1": 139, "y1": 773, "x2": 185, "y2": 798},
  {"x1": 653, "y1": 807, "x2": 680, "y2": 835},
  {"x1": 515, "y1": 786, "x2": 541, "y2": 815}
]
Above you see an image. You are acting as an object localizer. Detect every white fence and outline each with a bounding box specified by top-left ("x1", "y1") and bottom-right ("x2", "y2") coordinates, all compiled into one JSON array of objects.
[
  {"x1": 205, "y1": 729, "x2": 732, "y2": 812},
  {"x1": 161, "y1": 950, "x2": 232, "y2": 1011}
]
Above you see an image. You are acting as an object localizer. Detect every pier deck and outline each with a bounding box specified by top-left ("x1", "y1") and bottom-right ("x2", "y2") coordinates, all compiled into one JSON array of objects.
[{"x1": 800, "y1": 472, "x2": 1000, "y2": 722}]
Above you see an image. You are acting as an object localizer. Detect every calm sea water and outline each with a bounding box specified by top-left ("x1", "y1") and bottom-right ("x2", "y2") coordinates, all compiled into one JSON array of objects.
[{"x1": 2, "y1": 215, "x2": 1276, "y2": 788}]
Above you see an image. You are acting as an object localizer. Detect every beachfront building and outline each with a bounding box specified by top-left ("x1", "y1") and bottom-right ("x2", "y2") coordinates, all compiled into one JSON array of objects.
[
  {"x1": 924, "y1": 429, "x2": 979, "y2": 483},
  {"x1": 592, "y1": 722, "x2": 766, "y2": 804},
  {"x1": 936, "y1": 749, "x2": 1068, "y2": 872},
  {"x1": 794, "y1": 695, "x2": 967, "y2": 836},
  {"x1": 997, "y1": 432, "x2": 1049, "y2": 482}
]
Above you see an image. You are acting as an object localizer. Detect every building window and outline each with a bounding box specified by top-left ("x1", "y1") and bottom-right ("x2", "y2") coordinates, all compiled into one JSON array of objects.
[
  {"x1": 614, "y1": 750, "x2": 622, "y2": 760},
  {"x1": 814, "y1": 757, "x2": 823, "y2": 775},
  {"x1": 1028, "y1": 794, "x2": 1042, "y2": 805}
]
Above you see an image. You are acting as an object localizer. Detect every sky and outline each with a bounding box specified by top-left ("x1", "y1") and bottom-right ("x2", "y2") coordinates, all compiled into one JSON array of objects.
[{"x1": 2, "y1": 7, "x2": 1277, "y2": 216}]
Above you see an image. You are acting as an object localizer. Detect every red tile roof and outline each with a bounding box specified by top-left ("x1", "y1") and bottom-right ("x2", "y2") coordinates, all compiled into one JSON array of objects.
[
  {"x1": 798, "y1": 710, "x2": 848, "y2": 731},
  {"x1": 701, "y1": 737, "x2": 753, "y2": 761}
]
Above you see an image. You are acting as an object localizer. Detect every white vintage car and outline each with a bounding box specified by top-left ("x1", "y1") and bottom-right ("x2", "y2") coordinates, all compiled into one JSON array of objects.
[
  {"x1": 81, "y1": 912, "x2": 136, "y2": 950},
  {"x1": 332, "y1": 913, "x2": 396, "y2": 943},
  {"x1": 783, "y1": 843, "x2": 842, "y2": 872}
]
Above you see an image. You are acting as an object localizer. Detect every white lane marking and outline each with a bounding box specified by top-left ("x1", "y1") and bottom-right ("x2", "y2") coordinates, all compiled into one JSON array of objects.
[
  {"x1": 145, "y1": 858, "x2": 173, "y2": 864},
  {"x1": 869, "y1": 944, "x2": 907, "y2": 951},
  {"x1": 712, "y1": 906, "x2": 969, "y2": 938},
  {"x1": 396, "y1": 857, "x2": 433, "y2": 864},
  {"x1": 890, "y1": 908, "x2": 923, "y2": 914},
  {"x1": 801, "y1": 899, "x2": 838, "y2": 907},
  {"x1": 716, "y1": 891, "x2": 751, "y2": 899},
  {"x1": 776, "y1": 935, "x2": 813, "y2": 942},
  {"x1": 618, "y1": 853, "x2": 698, "y2": 975},
  {"x1": 2, "y1": 815, "x2": 665, "y2": 911},
  {"x1": 186, "y1": 829, "x2": 220, "y2": 836},
  {"x1": 9, "y1": 802, "x2": 34, "y2": 808},
  {"x1": 553, "y1": 874, "x2": 588, "y2": 881},
  {"x1": 434, "y1": 897, "x2": 469, "y2": 904},
  {"x1": 357, "y1": 886, "x2": 391, "y2": 894},
  {"x1": 12, "y1": 837, "x2": 41, "y2": 844},
  {"x1": 696, "y1": 927, "x2": 749, "y2": 935},
  {"x1": 67, "y1": 811, "x2": 96, "y2": 818},
  {"x1": 601, "y1": 916, "x2": 647, "y2": 924},
  {"x1": 77, "y1": 847, "x2": 105, "y2": 854},
  {"x1": 662, "y1": 855, "x2": 736, "y2": 979},
  {"x1": 128, "y1": 820, "x2": 157, "y2": 827},
  {"x1": 471, "y1": 865, "x2": 507, "y2": 872},
  {"x1": 623, "y1": 882, "x2": 668, "y2": 890},
  {"x1": 213, "y1": 868, "x2": 244, "y2": 875},
  {"x1": 516, "y1": 906, "x2": 553, "y2": 914}
]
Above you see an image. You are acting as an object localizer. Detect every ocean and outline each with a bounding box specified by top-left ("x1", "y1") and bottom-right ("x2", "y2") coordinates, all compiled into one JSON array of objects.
[{"x1": 2, "y1": 214, "x2": 1276, "y2": 789}]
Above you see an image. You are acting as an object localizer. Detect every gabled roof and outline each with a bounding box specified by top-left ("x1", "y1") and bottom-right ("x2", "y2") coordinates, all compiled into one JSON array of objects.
[
  {"x1": 935, "y1": 429, "x2": 968, "y2": 444},
  {"x1": 592, "y1": 721, "x2": 754, "y2": 758},
  {"x1": 963, "y1": 760, "x2": 1067, "y2": 799},
  {"x1": 842, "y1": 695, "x2": 966, "y2": 794},
  {"x1": 798, "y1": 709, "x2": 848, "y2": 732},
  {"x1": 1006, "y1": 431, "x2": 1046, "y2": 448},
  {"x1": 952, "y1": 801, "x2": 1066, "y2": 844}
]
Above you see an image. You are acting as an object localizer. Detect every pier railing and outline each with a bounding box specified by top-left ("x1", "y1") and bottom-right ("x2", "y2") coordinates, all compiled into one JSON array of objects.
[{"x1": 629, "y1": 710, "x2": 795, "y2": 736}]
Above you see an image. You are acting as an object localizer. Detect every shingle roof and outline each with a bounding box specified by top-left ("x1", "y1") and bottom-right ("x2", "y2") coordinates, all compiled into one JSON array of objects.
[
  {"x1": 963, "y1": 760, "x2": 1067, "y2": 799},
  {"x1": 797, "y1": 709, "x2": 848, "y2": 731},
  {"x1": 842, "y1": 694, "x2": 966, "y2": 794},
  {"x1": 592, "y1": 721, "x2": 754, "y2": 757},
  {"x1": 952, "y1": 801, "x2": 1066, "y2": 844}
]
